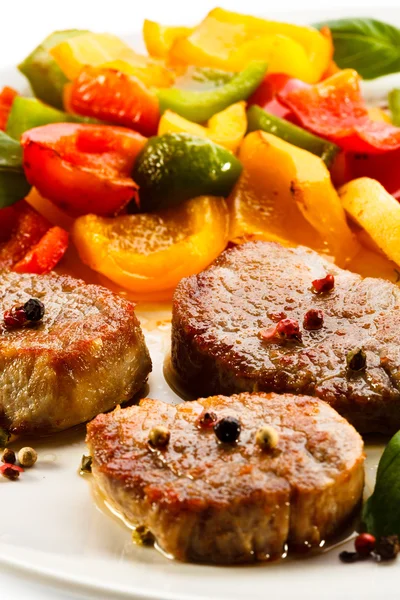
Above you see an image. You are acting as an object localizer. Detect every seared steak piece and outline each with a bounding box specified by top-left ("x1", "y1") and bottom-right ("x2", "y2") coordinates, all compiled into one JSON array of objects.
[
  {"x1": 0, "y1": 271, "x2": 151, "y2": 434},
  {"x1": 172, "y1": 241, "x2": 400, "y2": 434},
  {"x1": 87, "y1": 392, "x2": 364, "y2": 564}
]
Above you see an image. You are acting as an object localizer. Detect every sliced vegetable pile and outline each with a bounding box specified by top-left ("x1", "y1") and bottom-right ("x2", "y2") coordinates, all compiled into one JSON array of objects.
[{"x1": 2, "y1": 8, "x2": 400, "y2": 296}]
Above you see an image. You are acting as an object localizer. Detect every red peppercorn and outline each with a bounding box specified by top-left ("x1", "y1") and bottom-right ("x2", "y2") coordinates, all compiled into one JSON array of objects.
[
  {"x1": 303, "y1": 309, "x2": 324, "y2": 331},
  {"x1": 276, "y1": 318, "x2": 302, "y2": 341},
  {"x1": 355, "y1": 533, "x2": 376, "y2": 557},
  {"x1": 312, "y1": 274, "x2": 335, "y2": 294},
  {"x1": 3, "y1": 306, "x2": 27, "y2": 329},
  {"x1": 197, "y1": 410, "x2": 218, "y2": 428}
]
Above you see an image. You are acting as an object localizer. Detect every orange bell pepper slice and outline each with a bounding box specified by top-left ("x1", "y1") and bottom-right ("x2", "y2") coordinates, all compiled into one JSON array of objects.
[
  {"x1": 65, "y1": 67, "x2": 160, "y2": 136},
  {"x1": 21, "y1": 123, "x2": 145, "y2": 217},
  {"x1": 72, "y1": 196, "x2": 229, "y2": 296}
]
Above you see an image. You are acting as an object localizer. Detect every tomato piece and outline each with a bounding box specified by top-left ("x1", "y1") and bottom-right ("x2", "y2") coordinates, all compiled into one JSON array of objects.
[
  {"x1": 21, "y1": 123, "x2": 145, "y2": 217},
  {"x1": 14, "y1": 226, "x2": 69, "y2": 274},
  {"x1": 0, "y1": 86, "x2": 18, "y2": 130},
  {"x1": 0, "y1": 200, "x2": 50, "y2": 269},
  {"x1": 66, "y1": 67, "x2": 160, "y2": 136}
]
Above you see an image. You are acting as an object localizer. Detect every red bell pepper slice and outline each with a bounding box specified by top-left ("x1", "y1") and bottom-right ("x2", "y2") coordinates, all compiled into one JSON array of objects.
[
  {"x1": 0, "y1": 200, "x2": 69, "y2": 273},
  {"x1": 248, "y1": 73, "x2": 308, "y2": 119},
  {"x1": 0, "y1": 86, "x2": 18, "y2": 131},
  {"x1": 65, "y1": 67, "x2": 160, "y2": 137},
  {"x1": 21, "y1": 123, "x2": 145, "y2": 217},
  {"x1": 280, "y1": 69, "x2": 400, "y2": 154},
  {"x1": 14, "y1": 226, "x2": 69, "y2": 274},
  {"x1": 0, "y1": 200, "x2": 49, "y2": 269}
]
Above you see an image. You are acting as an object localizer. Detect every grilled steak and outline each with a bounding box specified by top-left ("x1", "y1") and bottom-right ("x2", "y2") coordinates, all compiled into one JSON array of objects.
[
  {"x1": 87, "y1": 392, "x2": 364, "y2": 564},
  {"x1": 0, "y1": 271, "x2": 151, "y2": 434},
  {"x1": 172, "y1": 241, "x2": 400, "y2": 434}
]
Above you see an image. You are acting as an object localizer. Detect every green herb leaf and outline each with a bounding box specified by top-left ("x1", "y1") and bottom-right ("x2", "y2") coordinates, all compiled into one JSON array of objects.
[
  {"x1": 0, "y1": 131, "x2": 31, "y2": 209},
  {"x1": 363, "y1": 430, "x2": 400, "y2": 537},
  {"x1": 314, "y1": 18, "x2": 400, "y2": 80}
]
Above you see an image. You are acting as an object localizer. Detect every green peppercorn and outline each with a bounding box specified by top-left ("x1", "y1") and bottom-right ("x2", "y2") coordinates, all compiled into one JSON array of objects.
[
  {"x1": 255, "y1": 425, "x2": 279, "y2": 450},
  {"x1": 132, "y1": 525, "x2": 155, "y2": 546},
  {"x1": 18, "y1": 447, "x2": 37, "y2": 468},
  {"x1": 149, "y1": 425, "x2": 170, "y2": 448},
  {"x1": 80, "y1": 455, "x2": 92, "y2": 474},
  {"x1": 346, "y1": 347, "x2": 367, "y2": 371},
  {"x1": 1, "y1": 448, "x2": 15, "y2": 464}
]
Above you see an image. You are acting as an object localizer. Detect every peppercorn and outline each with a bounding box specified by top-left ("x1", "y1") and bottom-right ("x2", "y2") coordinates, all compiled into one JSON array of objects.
[
  {"x1": 1, "y1": 448, "x2": 15, "y2": 464},
  {"x1": 3, "y1": 306, "x2": 27, "y2": 328},
  {"x1": 312, "y1": 274, "x2": 335, "y2": 294},
  {"x1": 339, "y1": 550, "x2": 359, "y2": 563},
  {"x1": 276, "y1": 318, "x2": 302, "y2": 341},
  {"x1": 303, "y1": 309, "x2": 324, "y2": 331},
  {"x1": 18, "y1": 447, "x2": 37, "y2": 468},
  {"x1": 1, "y1": 464, "x2": 20, "y2": 481},
  {"x1": 149, "y1": 425, "x2": 170, "y2": 448},
  {"x1": 197, "y1": 410, "x2": 218, "y2": 428},
  {"x1": 0, "y1": 427, "x2": 9, "y2": 449},
  {"x1": 355, "y1": 533, "x2": 376, "y2": 557},
  {"x1": 23, "y1": 298, "x2": 45, "y2": 322},
  {"x1": 347, "y1": 348, "x2": 367, "y2": 372},
  {"x1": 132, "y1": 525, "x2": 155, "y2": 546},
  {"x1": 80, "y1": 455, "x2": 92, "y2": 474},
  {"x1": 255, "y1": 425, "x2": 279, "y2": 451},
  {"x1": 376, "y1": 535, "x2": 400, "y2": 560},
  {"x1": 214, "y1": 416, "x2": 241, "y2": 444}
]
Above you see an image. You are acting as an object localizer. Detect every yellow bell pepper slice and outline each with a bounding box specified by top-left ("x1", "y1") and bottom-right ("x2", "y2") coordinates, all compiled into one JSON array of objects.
[
  {"x1": 50, "y1": 32, "x2": 174, "y2": 88},
  {"x1": 228, "y1": 131, "x2": 359, "y2": 266},
  {"x1": 171, "y1": 8, "x2": 332, "y2": 82},
  {"x1": 339, "y1": 177, "x2": 400, "y2": 267},
  {"x1": 143, "y1": 20, "x2": 194, "y2": 58},
  {"x1": 72, "y1": 196, "x2": 229, "y2": 296},
  {"x1": 158, "y1": 102, "x2": 247, "y2": 153}
]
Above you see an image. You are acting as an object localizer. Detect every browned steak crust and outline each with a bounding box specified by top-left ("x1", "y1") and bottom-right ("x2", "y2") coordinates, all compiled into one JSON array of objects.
[
  {"x1": 172, "y1": 241, "x2": 400, "y2": 434},
  {"x1": 87, "y1": 393, "x2": 364, "y2": 564},
  {"x1": 0, "y1": 271, "x2": 151, "y2": 434}
]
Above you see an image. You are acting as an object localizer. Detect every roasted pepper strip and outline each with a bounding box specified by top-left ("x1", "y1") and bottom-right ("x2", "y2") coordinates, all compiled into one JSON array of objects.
[
  {"x1": 170, "y1": 8, "x2": 332, "y2": 82},
  {"x1": 158, "y1": 61, "x2": 267, "y2": 123},
  {"x1": 21, "y1": 123, "x2": 145, "y2": 217},
  {"x1": 6, "y1": 97, "x2": 98, "y2": 140},
  {"x1": 280, "y1": 69, "x2": 400, "y2": 153},
  {"x1": 247, "y1": 105, "x2": 339, "y2": 166},
  {"x1": 0, "y1": 87, "x2": 18, "y2": 131},
  {"x1": 65, "y1": 67, "x2": 160, "y2": 137},
  {"x1": 0, "y1": 131, "x2": 31, "y2": 209},
  {"x1": 0, "y1": 200, "x2": 50, "y2": 270},
  {"x1": 13, "y1": 226, "x2": 69, "y2": 274}
]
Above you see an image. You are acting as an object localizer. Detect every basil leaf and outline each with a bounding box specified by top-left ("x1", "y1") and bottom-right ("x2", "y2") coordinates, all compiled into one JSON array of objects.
[
  {"x1": 0, "y1": 131, "x2": 31, "y2": 209},
  {"x1": 314, "y1": 18, "x2": 400, "y2": 80},
  {"x1": 362, "y1": 430, "x2": 400, "y2": 537}
]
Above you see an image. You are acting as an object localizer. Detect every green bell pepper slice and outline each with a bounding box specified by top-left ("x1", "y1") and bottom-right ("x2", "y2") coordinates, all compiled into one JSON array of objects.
[
  {"x1": 388, "y1": 89, "x2": 400, "y2": 127},
  {"x1": 6, "y1": 97, "x2": 98, "y2": 140},
  {"x1": 0, "y1": 132, "x2": 31, "y2": 209},
  {"x1": 133, "y1": 132, "x2": 242, "y2": 212},
  {"x1": 247, "y1": 105, "x2": 339, "y2": 167},
  {"x1": 158, "y1": 61, "x2": 268, "y2": 123},
  {"x1": 18, "y1": 30, "x2": 88, "y2": 109}
]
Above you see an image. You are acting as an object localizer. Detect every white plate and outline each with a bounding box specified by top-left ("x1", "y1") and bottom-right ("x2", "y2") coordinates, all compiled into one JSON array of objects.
[{"x1": 0, "y1": 8, "x2": 399, "y2": 599}]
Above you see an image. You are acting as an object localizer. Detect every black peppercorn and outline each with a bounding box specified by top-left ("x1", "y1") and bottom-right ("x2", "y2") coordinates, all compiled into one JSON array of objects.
[
  {"x1": 347, "y1": 348, "x2": 367, "y2": 371},
  {"x1": 23, "y1": 298, "x2": 45, "y2": 323},
  {"x1": 339, "y1": 550, "x2": 359, "y2": 563},
  {"x1": 376, "y1": 535, "x2": 400, "y2": 560},
  {"x1": 214, "y1": 416, "x2": 241, "y2": 444}
]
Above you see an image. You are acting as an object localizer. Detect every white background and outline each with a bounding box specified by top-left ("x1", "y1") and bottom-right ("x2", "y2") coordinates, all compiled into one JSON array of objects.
[{"x1": 1, "y1": 1, "x2": 399, "y2": 598}]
